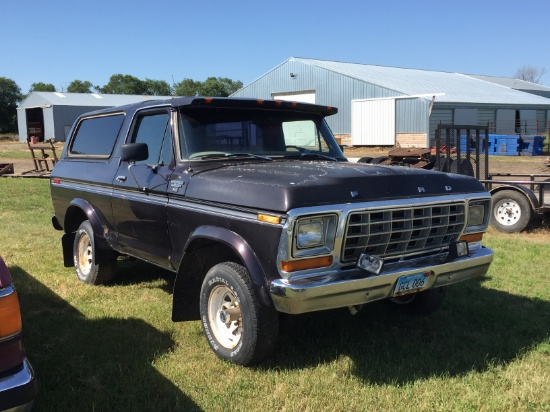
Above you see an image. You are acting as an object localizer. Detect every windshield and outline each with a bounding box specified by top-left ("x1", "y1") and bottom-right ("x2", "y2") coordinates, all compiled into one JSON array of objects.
[{"x1": 178, "y1": 108, "x2": 345, "y2": 160}]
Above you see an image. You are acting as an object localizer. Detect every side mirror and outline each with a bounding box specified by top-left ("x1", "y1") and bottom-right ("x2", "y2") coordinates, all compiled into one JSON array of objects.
[{"x1": 121, "y1": 143, "x2": 149, "y2": 163}]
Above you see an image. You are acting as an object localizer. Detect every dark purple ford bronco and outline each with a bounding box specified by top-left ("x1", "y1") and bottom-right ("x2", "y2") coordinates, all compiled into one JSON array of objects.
[{"x1": 50, "y1": 97, "x2": 493, "y2": 365}]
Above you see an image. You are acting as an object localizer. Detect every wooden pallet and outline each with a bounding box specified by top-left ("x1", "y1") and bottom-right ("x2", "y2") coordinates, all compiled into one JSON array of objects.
[{"x1": 0, "y1": 163, "x2": 14, "y2": 176}]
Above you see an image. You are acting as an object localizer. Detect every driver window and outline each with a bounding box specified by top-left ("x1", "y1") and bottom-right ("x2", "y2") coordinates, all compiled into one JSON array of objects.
[{"x1": 133, "y1": 112, "x2": 171, "y2": 165}]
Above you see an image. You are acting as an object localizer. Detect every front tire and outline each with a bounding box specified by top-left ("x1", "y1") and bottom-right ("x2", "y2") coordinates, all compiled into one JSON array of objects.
[
  {"x1": 491, "y1": 190, "x2": 532, "y2": 233},
  {"x1": 73, "y1": 220, "x2": 116, "y2": 285},
  {"x1": 199, "y1": 262, "x2": 278, "y2": 366}
]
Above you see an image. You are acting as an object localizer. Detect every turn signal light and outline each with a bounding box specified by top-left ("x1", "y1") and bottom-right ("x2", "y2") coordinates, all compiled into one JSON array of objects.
[
  {"x1": 0, "y1": 289, "x2": 22, "y2": 338},
  {"x1": 281, "y1": 256, "x2": 333, "y2": 272},
  {"x1": 460, "y1": 233, "x2": 483, "y2": 243}
]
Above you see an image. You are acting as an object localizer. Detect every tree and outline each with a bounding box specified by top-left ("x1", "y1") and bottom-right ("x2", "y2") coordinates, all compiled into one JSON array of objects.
[
  {"x1": 142, "y1": 78, "x2": 173, "y2": 96},
  {"x1": 29, "y1": 82, "x2": 56, "y2": 92},
  {"x1": 174, "y1": 77, "x2": 243, "y2": 97},
  {"x1": 0, "y1": 77, "x2": 21, "y2": 133},
  {"x1": 67, "y1": 80, "x2": 94, "y2": 93},
  {"x1": 97, "y1": 74, "x2": 147, "y2": 95},
  {"x1": 514, "y1": 65, "x2": 547, "y2": 84},
  {"x1": 174, "y1": 78, "x2": 202, "y2": 96}
]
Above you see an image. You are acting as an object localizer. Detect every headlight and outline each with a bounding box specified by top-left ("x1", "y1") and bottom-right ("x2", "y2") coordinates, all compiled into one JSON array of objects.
[
  {"x1": 292, "y1": 214, "x2": 337, "y2": 257},
  {"x1": 468, "y1": 205, "x2": 485, "y2": 227},
  {"x1": 465, "y1": 200, "x2": 490, "y2": 231},
  {"x1": 297, "y1": 221, "x2": 324, "y2": 248}
]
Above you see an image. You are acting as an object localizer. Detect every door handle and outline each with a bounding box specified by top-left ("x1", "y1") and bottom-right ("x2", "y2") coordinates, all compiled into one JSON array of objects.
[{"x1": 116, "y1": 175, "x2": 127, "y2": 182}]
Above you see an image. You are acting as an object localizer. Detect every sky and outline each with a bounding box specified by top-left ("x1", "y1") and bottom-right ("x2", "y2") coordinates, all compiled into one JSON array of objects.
[{"x1": 2, "y1": 0, "x2": 550, "y2": 94}]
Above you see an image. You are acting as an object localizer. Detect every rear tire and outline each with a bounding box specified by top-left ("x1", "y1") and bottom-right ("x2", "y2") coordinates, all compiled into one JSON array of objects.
[
  {"x1": 199, "y1": 262, "x2": 279, "y2": 366},
  {"x1": 490, "y1": 190, "x2": 532, "y2": 233},
  {"x1": 73, "y1": 220, "x2": 116, "y2": 285}
]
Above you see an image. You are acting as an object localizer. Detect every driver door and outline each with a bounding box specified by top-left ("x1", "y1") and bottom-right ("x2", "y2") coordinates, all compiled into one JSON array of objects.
[{"x1": 111, "y1": 108, "x2": 174, "y2": 268}]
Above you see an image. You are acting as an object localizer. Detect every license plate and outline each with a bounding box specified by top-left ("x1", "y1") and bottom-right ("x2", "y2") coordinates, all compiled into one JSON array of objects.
[{"x1": 393, "y1": 272, "x2": 430, "y2": 297}]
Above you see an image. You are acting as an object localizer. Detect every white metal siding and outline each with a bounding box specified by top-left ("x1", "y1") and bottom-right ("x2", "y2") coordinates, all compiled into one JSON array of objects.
[
  {"x1": 352, "y1": 99, "x2": 395, "y2": 145},
  {"x1": 271, "y1": 91, "x2": 315, "y2": 104}
]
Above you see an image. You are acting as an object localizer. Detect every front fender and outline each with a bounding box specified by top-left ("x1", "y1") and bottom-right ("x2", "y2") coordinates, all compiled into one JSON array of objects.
[{"x1": 172, "y1": 225, "x2": 273, "y2": 321}]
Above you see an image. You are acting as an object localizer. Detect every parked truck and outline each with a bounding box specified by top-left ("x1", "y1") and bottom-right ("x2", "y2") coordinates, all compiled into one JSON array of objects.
[{"x1": 50, "y1": 98, "x2": 493, "y2": 365}]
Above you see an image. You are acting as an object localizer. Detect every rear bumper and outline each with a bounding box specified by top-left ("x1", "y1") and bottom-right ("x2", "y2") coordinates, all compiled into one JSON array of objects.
[
  {"x1": 0, "y1": 359, "x2": 37, "y2": 412},
  {"x1": 270, "y1": 247, "x2": 493, "y2": 314}
]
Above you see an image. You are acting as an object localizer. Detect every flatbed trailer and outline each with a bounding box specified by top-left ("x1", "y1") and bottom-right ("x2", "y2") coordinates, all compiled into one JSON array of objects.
[{"x1": 434, "y1": 125, "x2": 550, "y2": 232}]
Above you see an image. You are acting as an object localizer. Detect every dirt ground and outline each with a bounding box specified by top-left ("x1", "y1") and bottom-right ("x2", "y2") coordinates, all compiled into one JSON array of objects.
[
  {"x1": 1, "y1": 141, "x2": 550, "y2": 177},
  {"x1": 343, "y1": 145, "x2": 550, "y2": 176}
]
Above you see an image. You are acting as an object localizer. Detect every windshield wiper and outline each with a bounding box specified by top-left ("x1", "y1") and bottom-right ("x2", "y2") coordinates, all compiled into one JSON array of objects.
[
  {"x1": 190, "y1": 153, "x2": 272, "y2": 161},
  {"x1": 284, "y1": 152, "x2": 337, "y2": 161}
]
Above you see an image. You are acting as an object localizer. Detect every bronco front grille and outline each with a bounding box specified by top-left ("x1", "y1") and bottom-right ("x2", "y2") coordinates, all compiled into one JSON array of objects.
[{"x1": 341, "y1": 203, "x2": 466, "y2": 263}]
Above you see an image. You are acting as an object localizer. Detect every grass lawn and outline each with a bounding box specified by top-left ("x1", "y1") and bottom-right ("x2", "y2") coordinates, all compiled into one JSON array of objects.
[{"x1": 0, "y1": 178, "x2": 548, "y2": 411}]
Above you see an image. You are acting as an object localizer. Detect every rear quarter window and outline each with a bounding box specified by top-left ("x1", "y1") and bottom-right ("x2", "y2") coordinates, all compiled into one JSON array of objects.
[{"x1": 69, "y1": 114, "x2": 125, "y2": 157}]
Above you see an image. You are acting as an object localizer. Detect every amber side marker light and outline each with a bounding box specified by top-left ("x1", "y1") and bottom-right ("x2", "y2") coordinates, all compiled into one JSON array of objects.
[
  {"x1": 257, "y1": 213, "x2": 281, "y2": 225},
  {"x1": 0, "y1": 291, "x2": 22, "y2": 338},
  {"x1": 460, "y1": 233, "x2": 483, "y2": 243},
  {"x1": 281, "y1": 256, "x2": 333, "y2": 272}
]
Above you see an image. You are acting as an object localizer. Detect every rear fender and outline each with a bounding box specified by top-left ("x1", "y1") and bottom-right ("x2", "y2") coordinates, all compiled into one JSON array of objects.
[{"x1": 60, "y1": 199, "x2": 116, "y2": 267}]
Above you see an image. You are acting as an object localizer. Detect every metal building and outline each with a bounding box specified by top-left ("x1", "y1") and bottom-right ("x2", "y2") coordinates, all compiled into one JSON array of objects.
[
  {"x1": 16, "y1": 92, "x2": 171, "y2": 142},
  {"x1": 231, "y1": 57, "x2": 550, "y2": 147}
]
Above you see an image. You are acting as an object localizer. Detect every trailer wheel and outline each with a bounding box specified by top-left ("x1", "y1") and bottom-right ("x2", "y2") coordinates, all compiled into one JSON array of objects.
[
  {"x1": 450, "y1": 159, "x2": 474, "y2": 177},
  {"x1": 371, "y1": 156, "x2": 388, "y2": 164},
  {"x1": 491, "y1": 190, "x2": 532, "y2": 233},
  {"x1": 357, "y1": 157, "x2": 373, "y2": 163}
]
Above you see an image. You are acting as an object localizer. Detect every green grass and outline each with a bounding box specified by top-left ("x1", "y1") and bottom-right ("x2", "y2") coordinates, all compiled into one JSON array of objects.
[{"x1": 1, "y1": 179, "x2": 549, "y2": 411}]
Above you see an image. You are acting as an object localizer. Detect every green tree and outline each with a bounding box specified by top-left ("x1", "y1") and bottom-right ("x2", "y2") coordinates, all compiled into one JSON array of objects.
[
  {"x1": 174, "y1": 77, "x2": 243, "y2": 97},
  {"x1": 98, "y1": 74, "x2": 147, "y2": 95},
  {"x1": 142, "y1": 78, "x2": 173, "y2": 96},
  {"x1": 174, "y1": 78, "x2": 202, "y2": 96},
  {"x1": 29, "y1": 82, "x2": 56, "y2": 92},
  {"x1": 0, "y1": 77, "x2": 21, "y2": 133},
  {"x1": 67, "y1": 80, "x2": 94, "y2": 93}
]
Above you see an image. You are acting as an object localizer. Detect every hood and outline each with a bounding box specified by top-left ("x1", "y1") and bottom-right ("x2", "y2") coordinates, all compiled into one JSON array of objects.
[{"x1": 184, "y1": 160, "x2": 486, "y2": 212}]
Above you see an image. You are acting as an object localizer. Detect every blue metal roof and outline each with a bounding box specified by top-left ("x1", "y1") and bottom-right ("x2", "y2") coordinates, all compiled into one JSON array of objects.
[{"x1": 289, "y1": 58, "x2": 550, "y2": 106}]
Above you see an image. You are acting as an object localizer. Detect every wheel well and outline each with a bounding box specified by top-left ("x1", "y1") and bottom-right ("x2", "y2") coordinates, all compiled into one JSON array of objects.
[
  {"x1": 64, "y1": 206, "x2": 88, "y2": 233},
  {"x1": 172, "y1": 239, "x2": 242, "y2": 322},
  {"x1": 490, "y1": 185, "x2": 538, "y2": 211}
]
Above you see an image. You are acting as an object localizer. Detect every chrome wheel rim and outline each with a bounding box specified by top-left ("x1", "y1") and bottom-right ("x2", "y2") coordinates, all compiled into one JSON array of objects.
[
  {"x1": 495, "y1": 200, "x2": 521, "y2": 226},
  {"x1": 208, "y1": 285, "x2": 242, "y2": 349},
  {"x1": 77, "y1": 233, "x2": 93, "y2": 275}
]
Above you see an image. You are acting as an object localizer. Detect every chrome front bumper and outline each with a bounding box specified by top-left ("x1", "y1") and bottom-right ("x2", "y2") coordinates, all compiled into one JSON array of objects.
[
  {"x1": 0, "y1": 359, "x2": 37, "y2": 412},
  {"x1": 270, "y1": 247, "x2": 493, "y2": 314}
]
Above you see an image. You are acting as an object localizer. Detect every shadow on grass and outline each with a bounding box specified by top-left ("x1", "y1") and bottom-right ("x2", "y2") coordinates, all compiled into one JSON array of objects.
[
  {"x1": 12, "y1": 266, "x2": 202, "y2": 412},
  {"x1": 109, "y1": 257, "x2": 175, "y2": 294},
  {"x1": 264, "y1": 276, "x2": 549, "y2": 384}
]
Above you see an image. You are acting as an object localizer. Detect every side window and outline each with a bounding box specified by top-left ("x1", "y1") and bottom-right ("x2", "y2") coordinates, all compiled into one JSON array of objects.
[
  {"x1": 70, "y1": 114, "x2": 124, "y2": 157},
  {"x1": 132, "y1": 112, "x2": 172, "y2": 165}
]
